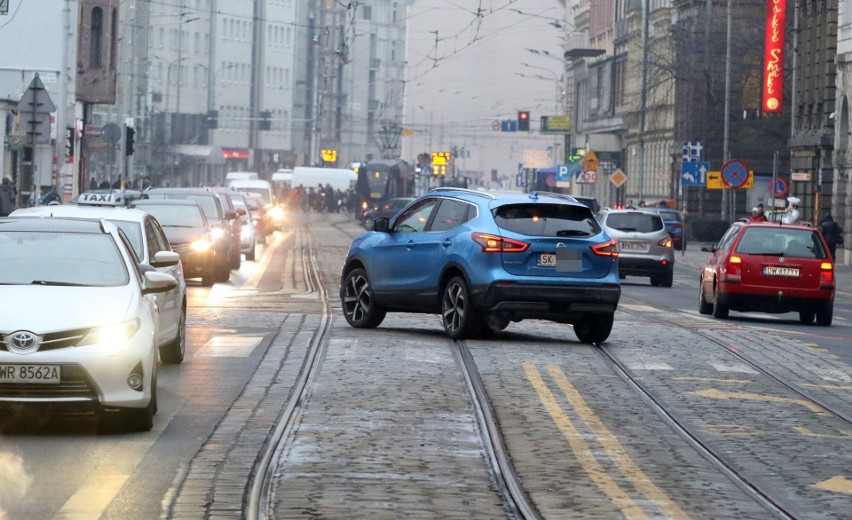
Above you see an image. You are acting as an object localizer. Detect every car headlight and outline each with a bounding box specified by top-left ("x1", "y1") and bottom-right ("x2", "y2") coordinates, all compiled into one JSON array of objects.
[
  {"x1": 191, "y1": 239, "x2": 214, "y2": 252},
  {"x1": 211, "y1": 227, "x2": 226, "y2": 241},
  {"x1": 81, "y1": 318, "x2": 141, "y2": 347},
  {"x1": 268, "y1": 207, "x2": 284, "y2": 221}
]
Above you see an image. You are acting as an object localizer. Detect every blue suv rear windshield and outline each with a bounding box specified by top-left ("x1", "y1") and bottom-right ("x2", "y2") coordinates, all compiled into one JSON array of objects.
[{"x1": 494, "y1": 204, "x2": 601, "y2": 237}]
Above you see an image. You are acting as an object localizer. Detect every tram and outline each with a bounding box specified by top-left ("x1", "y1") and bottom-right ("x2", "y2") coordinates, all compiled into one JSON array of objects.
[{"x1": 355, "y1": 159, "x2": 416, "y2": 219}]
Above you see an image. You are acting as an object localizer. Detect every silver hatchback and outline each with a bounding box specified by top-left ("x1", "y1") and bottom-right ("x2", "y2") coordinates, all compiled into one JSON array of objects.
[{"x1": 596, "y1": 209, "x2": 675, "y2": 287}]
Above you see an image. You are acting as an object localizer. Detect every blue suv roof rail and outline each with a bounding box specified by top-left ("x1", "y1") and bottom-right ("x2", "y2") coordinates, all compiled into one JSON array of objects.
[
  {"x1": 529, "y1": 191, "x2": 578, "y2": 203},
  {"x1": 428, "y1": 187, "x2": 496, "y2": 199}
]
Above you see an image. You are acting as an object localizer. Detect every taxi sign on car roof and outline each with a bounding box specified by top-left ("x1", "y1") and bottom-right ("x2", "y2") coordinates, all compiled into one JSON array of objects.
[{"x1": 78, "y1": 192, "x2": 123, "y2": 206}]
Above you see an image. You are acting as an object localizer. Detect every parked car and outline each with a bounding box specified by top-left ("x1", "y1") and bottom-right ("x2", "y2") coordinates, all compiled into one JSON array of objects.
[
  {"x1": 210, "y1": 188, "x2": 243, "y2": 269},
  {"x1": 228, "y1": 191, "x2": 257, "y2": 261},
  {"x1": 144, "y1": 188, "x2": 235, "y2": 282},
  {"x1": 0, "y1": 217, "x2": 177, "y2": 431},
  {"x1": 12, "y1": 192, "x2": 188, "y2": 364},
  {"x1": 597, "y1": 208, "x2": 675, "y2": 287},
  {"x1": 70, "y1": 189, "x2": 149, "y2": 207},
  {"x1": 363, "y1": 197, "x2": 415, "y2": 229},
  {"x1": 132, "y1": 199, "x2": 219, "y2": 287},
  {"x1": 699, "y1": 222, "x2": 835, "y2": 324},
  {"x1": 339, "y1": 187, "x2": 621, "y2": 343},
  {"x1": 643, "y1": 206, "x2": 685, "y2": 250},
  {"x1": 243, "y1": 192, "x2": 269, "y2": 239}
]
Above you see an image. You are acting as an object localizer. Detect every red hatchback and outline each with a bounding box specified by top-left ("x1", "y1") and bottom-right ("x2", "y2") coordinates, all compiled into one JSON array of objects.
[{"x1": 699, "y1": 222, "x2": 835, "y2": 325}]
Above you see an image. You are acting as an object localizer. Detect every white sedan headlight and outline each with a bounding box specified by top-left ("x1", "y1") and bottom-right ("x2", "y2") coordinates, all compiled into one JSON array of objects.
[
  {"x1": 191, "y1": 239, "x2": 214, "y2": 252},
  {"x1": 81, "y1": 318, "x2": 141, "y2": 347}
]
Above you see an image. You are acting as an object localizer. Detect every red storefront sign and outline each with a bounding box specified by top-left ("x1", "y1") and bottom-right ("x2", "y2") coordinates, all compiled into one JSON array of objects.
[
  {"x1": 762, "y1": 0, "x2": 787, "y2": 113},
  {"x1": 222, "y1": 148, "x2": 250, "y2": 160}
]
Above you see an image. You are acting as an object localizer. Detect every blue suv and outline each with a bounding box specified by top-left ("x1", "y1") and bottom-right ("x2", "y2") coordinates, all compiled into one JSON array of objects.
[{"x1": 339, "y1": 188, "x2": 621, "y2": 343}]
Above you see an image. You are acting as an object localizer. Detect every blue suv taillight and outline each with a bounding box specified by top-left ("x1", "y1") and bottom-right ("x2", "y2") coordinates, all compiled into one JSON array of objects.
[{"x1": 472, "y1": 233, "x2": 529, "y2": 253}]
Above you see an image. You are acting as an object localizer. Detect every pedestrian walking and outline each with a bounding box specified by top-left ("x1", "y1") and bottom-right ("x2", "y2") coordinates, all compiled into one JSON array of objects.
[
  {"x1": 782, "y1": 196, "x2": 800, "y2": 224},
  {"x1": 0, "y1": 177, "x2": 17, "y2": 216},
  {"x1": 748, "y1": 207, "x2": 768, "y2": 222},
  {"x1": 818, "y1": 210, "x2": 844, "y2": 261}
]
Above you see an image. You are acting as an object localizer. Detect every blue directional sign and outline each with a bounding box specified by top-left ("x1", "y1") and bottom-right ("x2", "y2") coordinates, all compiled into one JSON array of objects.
[
  {"x1": 501, "y1": 120, "x2": 518, "y2": 132},
  {"x1": 680, "y1": 161, "x2": 709, "y2": 186},
  {"x1": 721, "y1": 159, "x2": 750, "y2": 188}
]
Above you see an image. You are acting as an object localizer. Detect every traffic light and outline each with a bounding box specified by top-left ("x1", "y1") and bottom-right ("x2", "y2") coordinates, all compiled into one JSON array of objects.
[
  {"x1": 124, "y1": 127, "x2": 135, "y2": 156},
  {"x1": 205, "y1": 110, "x2": 219, "y2": 129},
  {"x1": 259, "y1": 110, "x2": 272, "y2": 131},
  {"x1": 517, "y1": 111, "x2": 530, "y2": 132}
]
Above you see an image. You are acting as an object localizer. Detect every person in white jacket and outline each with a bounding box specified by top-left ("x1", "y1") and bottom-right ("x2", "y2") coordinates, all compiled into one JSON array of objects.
[{"x1": 782, "y1": 196, "x2": 800, "y2": 224}]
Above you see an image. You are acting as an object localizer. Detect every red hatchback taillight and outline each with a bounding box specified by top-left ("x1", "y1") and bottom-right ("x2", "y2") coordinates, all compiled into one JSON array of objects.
[
  {"x1": 722, "y1": 254, "x2": 742, "y2": 282},
  {"x1": 820, "y1": 261, "x2": 834, "y2": 287},
  {"x1": 591, "y1": 239, "x2": 619, "y2": 257},
  {"x1": 471, "y1": 233, "x2": 529, "y2": 253}
]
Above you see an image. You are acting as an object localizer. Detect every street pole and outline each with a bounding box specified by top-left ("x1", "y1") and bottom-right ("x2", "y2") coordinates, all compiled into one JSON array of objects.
[
  {"x1": 638, "y1": 0, "x2": 649, "y2": 202},
  {"x1": 722, "y1": 0, "x2": 732, "y2": 221}
]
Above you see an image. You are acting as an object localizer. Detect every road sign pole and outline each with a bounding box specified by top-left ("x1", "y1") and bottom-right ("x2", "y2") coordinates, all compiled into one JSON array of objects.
[{"x1": 771, "y1": 151, "x2": 778, "y2": 212}]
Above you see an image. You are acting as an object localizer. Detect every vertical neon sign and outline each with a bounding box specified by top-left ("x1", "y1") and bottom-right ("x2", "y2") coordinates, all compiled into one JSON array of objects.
[{"x1": 763, "y1": 0, "x2": 787, "y2": 113}]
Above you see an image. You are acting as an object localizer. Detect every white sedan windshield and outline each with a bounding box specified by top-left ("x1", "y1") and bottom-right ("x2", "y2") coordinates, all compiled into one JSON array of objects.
[{"x1": 0, "y1": 232, "x2": 129, "y2": 286}]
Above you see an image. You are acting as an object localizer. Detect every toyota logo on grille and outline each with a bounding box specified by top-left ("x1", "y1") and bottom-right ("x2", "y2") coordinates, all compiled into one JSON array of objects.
[{"x1": 8, "y1": 331, "x2": 40, "y2": 354}]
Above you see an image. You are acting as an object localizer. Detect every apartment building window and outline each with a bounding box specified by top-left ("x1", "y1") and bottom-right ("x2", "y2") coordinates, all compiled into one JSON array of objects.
[
  {"x1": 90, "y1": 7, "x2": 103, "y2": 68},
  {"x1": 614, "y1": 56, "x2": 627, "y2": 108},
  {"x1": 363, "y1": 5, "x2": 372, "y2": 20}
]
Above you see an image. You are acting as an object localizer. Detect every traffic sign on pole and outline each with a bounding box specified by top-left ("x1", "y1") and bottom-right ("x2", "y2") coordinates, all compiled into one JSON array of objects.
[
  {"x1": 680, "y1": 161, "x2": 709, "y2": 186},
  {"x1": 721, "y1": 159, "x2": 750, "y2": 189},
  {"x1": 769, "y1": 178, "x2": 788, "y2": 197}
]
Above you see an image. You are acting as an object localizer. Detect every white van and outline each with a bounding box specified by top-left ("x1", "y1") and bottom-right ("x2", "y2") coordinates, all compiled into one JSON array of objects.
[
  {"x1": 225, "y1": 171, "x2": 259, "y2": 182},
  {"x1": 291, "y1": 167, "x2": 357, "y2": 193},
  {"x1": 271, "y1": 169, "x2": 293, "y2": 188},
  {"x1": 228, "y1": 179, "x2": 274, "y2": 205}
]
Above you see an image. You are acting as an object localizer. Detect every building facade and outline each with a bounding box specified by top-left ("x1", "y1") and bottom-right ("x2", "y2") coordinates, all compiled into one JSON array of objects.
[{"x1": 834, "y1": 0, "x2": 852, "y2": 264}]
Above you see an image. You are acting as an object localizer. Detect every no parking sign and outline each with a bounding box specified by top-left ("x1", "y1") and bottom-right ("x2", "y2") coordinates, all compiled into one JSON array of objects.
[{"x1": 769, "y1": 178, "x2": 788, "y2": 197}]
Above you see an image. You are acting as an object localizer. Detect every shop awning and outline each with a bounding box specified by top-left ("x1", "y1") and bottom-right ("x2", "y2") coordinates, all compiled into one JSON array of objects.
[{"x1": 170, "y1": 145, "x2": 226, "y2": 165}]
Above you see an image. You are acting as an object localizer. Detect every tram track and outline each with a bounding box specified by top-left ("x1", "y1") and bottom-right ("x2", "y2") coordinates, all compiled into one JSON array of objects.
[
  {"x1": 453, "y1": 340, "x2": 542, "y2": 520},
  {"x1": 247, "y1": 214, "x2": 540, "y2": 518},
  {"x1": 595, "y1": 306, "x2": 852, "y2": 519},
  {"x1": 246, "y1": 230, "x2": 332, "y2": 519}
]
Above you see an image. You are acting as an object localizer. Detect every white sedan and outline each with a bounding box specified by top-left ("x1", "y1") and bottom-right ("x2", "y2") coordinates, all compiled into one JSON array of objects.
[
  {"x1": 12, "y1": 192, "x2": 188, "y2": 364},
  {"x1": 0, "y1": 217, "x2": 177, "y2": 431}
]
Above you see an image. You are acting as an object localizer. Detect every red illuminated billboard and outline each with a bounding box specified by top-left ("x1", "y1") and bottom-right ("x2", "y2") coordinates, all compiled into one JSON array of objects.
[{"x1": 763, "y1": 0, "x2": 787, "y2": 113}]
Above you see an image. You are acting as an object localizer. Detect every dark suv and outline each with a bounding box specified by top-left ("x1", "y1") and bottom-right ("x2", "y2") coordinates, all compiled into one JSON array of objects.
[
  {"x1": 340, "y1": 188, "x2": 621, "y2": 343},
  {"x1": 145, "y1": 188, "x2": 236, "y2": 282}
]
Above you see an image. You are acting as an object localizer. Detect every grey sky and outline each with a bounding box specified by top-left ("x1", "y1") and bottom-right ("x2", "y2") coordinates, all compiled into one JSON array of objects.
[{"x1": 403, "y1": 0, "x2": 567, "y2": 181}]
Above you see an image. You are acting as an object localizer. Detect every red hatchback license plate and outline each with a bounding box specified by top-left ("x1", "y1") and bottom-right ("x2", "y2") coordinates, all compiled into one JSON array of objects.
[{"x1": 763, "y1": 266, "x2": 800, "y2": 277}]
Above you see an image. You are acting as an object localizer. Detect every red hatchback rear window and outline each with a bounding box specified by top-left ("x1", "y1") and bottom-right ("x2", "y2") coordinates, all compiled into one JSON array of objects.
[{"x1": 735, "y1": 227, "x2": 827, "y2": 259}]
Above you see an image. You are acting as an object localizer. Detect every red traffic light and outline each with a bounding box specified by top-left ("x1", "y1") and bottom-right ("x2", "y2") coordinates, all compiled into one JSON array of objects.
[{"x1": 518, "y1": 111, "x2": 530, "y2": 131}]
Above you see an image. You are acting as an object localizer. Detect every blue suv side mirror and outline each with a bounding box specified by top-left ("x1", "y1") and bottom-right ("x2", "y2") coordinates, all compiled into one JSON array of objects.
[{"x1": 373, "y1": 217, "x2": 390, "y2": 232}]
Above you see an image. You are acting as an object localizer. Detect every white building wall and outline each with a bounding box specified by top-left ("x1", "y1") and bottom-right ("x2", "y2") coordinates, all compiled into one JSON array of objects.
[
  {"x1": 834, "y1": 0, "x2": 852, "y2": 264},
  {"x1": 257, "y1": 0, "x2": 297, "y2": 156},
  {"x1": 340, "y1": 0, "x2": 407, "y2": 164}
]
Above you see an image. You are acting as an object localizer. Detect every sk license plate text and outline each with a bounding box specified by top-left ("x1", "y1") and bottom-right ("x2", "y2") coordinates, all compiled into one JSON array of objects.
[
  {"x1": 538, "y1": 251, "x2": 582, "y2": 272},
  {"x1": 763, "y1": 266, "x2": 800, "y2": 277},
  {"x1": 0, "y1": 364, "x2": 61, "y2": 384}
]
